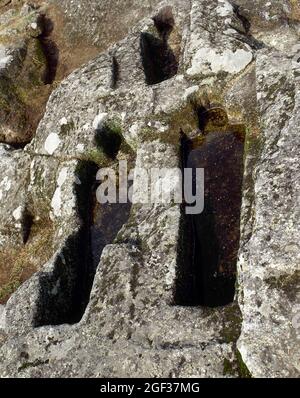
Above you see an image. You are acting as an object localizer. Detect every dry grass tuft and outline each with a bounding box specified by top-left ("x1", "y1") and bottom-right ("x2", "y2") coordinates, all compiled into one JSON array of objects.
[{"x1": 0, "y1": 222, "x2": 54, "y2": 304}]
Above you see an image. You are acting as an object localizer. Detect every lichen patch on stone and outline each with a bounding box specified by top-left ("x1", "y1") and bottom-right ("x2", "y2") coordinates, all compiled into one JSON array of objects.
[
  {"x1": 187, "y1": 47, "x2": 253, "y2": 76},
  {"x1": 44, "y1": 133, "x2": 61, "y2": 155}
]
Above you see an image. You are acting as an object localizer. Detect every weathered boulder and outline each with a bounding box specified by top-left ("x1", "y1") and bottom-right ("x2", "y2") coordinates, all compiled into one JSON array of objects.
[
  {"x1": 237, "y1": 49, "x2": 300, "y2": 377},
  {"x1": 0, "y1": 0, "x2": 299, "y2": 378}
]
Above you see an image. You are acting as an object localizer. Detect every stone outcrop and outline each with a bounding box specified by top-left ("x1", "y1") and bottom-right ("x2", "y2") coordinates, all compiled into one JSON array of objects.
[
  {"x1": 237, "y1": 49, "x2": 300, "y2": 377},
  {"x1": 0, "y1": 0, "x2": 299, "y2": 378},
  {"x1": 0, "y1": 3, "x2": 49, "y2": 144}
]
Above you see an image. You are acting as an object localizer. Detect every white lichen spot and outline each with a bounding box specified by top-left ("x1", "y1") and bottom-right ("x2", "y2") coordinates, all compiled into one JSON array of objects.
[
  {"x1": 57, "y1": 167, "x2": 68, "y2": 186},
  {"x1": 187, "y1": 47, "x2": 253, "y2": 76},
  {"x1": 30, "y1": 22, "x2": 38, "y2": 30},
  {"x1": 50, "y1": 168, "x2": 68, "y2": 218},
  {"x1": 59, "y1": 117, "x2": 68, "y2": 126},
  {"x1": 13, "y1": 206, "x2": 23, "y2": 221},
  {"x1": 44, "y1": 133, "x2": 61, "y2": 155},
  {"x1": 92, "y1": 113, "x2": 108, "y2": 130}
]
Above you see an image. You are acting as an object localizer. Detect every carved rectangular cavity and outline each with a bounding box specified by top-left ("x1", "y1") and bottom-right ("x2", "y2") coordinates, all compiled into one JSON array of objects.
[
  {"x1": 34, "y1": 161, "x2": 132, "y2": 327},
  {"x1": 140, "y1": 33, "x2": 178, "y2": 85},
  {"x1": 140, "y1": 8, "x2": 178, "y2": 85},
  {"x1": 175, "y1": 124, "x2": 245, "y2": 307}
]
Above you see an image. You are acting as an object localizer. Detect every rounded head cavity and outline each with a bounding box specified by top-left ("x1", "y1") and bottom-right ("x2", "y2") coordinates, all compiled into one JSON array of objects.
[{"x1": 198, "y1": 104, "x2": 229, "y2": 132}]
